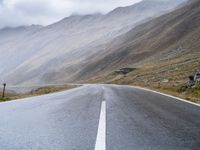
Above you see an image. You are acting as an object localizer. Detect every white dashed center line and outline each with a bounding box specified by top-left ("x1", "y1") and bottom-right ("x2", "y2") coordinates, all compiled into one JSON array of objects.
[{"x1": 95, "y1": 101, "x2": 106, "y2": 150}]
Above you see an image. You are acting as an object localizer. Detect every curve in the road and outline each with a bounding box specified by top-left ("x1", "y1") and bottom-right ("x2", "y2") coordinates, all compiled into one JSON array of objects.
[{"x1": 0, "y1": 84, "x2": 199, "y2": 150}]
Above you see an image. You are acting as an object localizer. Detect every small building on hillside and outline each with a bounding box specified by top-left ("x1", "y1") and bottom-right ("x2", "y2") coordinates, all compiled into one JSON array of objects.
[{"x1": 115, "y1": 67, "x2": 135, "y2": 75}]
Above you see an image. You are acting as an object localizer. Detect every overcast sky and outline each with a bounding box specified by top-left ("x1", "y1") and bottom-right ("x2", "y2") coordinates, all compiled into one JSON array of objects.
[{"x1": 0, "y1": 0, "x2": 142, "y2": 28}]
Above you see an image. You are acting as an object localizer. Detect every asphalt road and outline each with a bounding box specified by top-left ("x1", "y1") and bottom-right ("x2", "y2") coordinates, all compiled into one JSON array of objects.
[{"x1": 0, "y1": 84, "x2": 199, "y2": 150}]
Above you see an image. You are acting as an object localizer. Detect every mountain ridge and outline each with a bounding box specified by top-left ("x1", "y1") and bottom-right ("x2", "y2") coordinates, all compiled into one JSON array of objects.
[
  {"x1": 75, "y1": 0, "x2": 200, "y2": 81},
  {"x1": 0, "y1": 0, "x2": 186, "y2": 85}
]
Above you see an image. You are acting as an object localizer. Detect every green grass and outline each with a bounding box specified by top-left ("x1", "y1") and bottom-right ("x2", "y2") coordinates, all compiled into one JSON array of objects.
[
  {"x1": 177, "y1": 82, "x2": 200, "y2": 102},
  {"x1": 0, "y1": 85, "x2": 78, "y2": 102},
  {"x1": 30, "y1": 85, "x2": 77, "y2": 95},
  {"x1": 88, "y1": 53, "x2": 200, "y2": 104},
  {"x1": 0, "y1": 97, "x2": 11, "y2": 102}
]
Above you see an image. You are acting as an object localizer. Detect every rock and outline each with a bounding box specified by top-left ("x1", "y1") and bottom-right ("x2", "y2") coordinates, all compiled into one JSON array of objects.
[{"x1": 162, "y1": 79, "x2": 169, "y2": 83}]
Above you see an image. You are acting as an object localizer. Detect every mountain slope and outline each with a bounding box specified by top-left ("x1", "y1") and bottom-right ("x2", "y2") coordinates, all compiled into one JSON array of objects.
[
  {"x1": 0, "y1": 0, "x2": 185, "y2": 85},
  {"x1": 76, "y1": 0, "x2": 200, "y2": 81}
]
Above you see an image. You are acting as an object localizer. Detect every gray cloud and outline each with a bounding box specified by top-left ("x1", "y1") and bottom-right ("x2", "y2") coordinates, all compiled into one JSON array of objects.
[{"x1": 0, "y1": 0, "x2": 142, "y2": 28}]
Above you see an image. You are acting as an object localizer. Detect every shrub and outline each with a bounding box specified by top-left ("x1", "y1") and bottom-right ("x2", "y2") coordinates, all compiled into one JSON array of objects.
[
  {"x1": 178, "y1": 84, "x2": 188, "y2": 92},
  {"x1": 0, "y1": 97, "x2": 11, "y2": 101},
  {"x1": 194, "y1": 82, "x2": 200, "y2": 90}
]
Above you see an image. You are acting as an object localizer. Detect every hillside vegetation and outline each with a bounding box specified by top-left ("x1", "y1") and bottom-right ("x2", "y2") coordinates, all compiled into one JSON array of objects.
[
  {"x1": 0, "y1": 85, "x2": 77, "y2": 102},
  {"x1": 88, "y1": 53, "x2": 200, "y2": 103},
  {"x1": 78, "y1": 0, "x2": 200, "y2": 81},
  {"x1": 0, "y1": 0, "x2": 185, "y2": 85},
  {"x1": 85, "y1": 0, "x2": 200, "y2": 103}
]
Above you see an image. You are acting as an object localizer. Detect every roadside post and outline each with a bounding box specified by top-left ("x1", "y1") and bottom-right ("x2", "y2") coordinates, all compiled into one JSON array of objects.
[{"x1": 2, "y1": 83, "x2": 6, "y2": 98}]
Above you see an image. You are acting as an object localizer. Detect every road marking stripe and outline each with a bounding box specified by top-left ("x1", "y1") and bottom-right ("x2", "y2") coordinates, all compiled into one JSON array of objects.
[
  {"x1": 132, "y1": 86, "x2": 200, "y2": 107},
  {"x1": 95, "y1": 101, "x2": 106, "y2": 150}
]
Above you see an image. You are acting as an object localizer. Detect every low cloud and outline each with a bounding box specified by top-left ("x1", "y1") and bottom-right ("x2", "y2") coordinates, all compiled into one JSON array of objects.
[{"x1": 0, "y1": 0, "x2": 142, "y2": 28}]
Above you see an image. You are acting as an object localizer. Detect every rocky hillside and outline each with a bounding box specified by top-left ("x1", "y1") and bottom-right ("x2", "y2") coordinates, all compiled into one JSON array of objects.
[
  {"x1": 0, "y1": 0, "x2": 185, "y2": 85},
  {"x1": 78, "y1": 0, "x2": 200, "y2": 81},
  {"x1": 85, "y1": 0, "x2": 200, "y2": 103}
]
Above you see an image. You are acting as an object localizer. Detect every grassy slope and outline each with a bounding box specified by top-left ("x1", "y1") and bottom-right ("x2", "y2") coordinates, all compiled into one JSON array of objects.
[
  {"x1": 77, "y1": 0, "x2": 200, "y2": 84},
  {"x1": 88, "y1": 53, "x2": 200, "y2": 103},
  {"x1": 0, "y1": 85, "x2": 77, "y2": 102},
  {"x1": 83, "y1": 0, "x2": 200, "y2": 104}
]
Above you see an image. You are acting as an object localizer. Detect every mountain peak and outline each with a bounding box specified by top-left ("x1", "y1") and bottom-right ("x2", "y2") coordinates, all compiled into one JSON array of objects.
[{"x1": 107, "y1": 0, "x2": 186, "y2": 16}]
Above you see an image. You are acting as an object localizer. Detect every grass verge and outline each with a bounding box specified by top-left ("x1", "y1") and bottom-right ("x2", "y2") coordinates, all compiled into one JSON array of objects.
[
  {"x1": 88, "y1": 54, "x2": 200, "y2": 104},
  {"x1": 0, "y1": 85, "x2": 78, "y2": 102}
]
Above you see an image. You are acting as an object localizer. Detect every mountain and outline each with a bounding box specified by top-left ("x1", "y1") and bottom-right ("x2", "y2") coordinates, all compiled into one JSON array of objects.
[
  {"x1": 76, "y1": 0, "x2": 200, "y2": 81},
  {"x1": 0, "y1": 0, "x2": 186, "y2": 85}
]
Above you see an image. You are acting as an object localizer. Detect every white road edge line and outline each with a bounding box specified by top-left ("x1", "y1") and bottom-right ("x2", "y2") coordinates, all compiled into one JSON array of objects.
[
  {"x1": 132, "y1": 86, "x2": 200, "y2": 107},
  {"x1": 95, "y1": 101, "x2": 106, "y2": 150}
]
